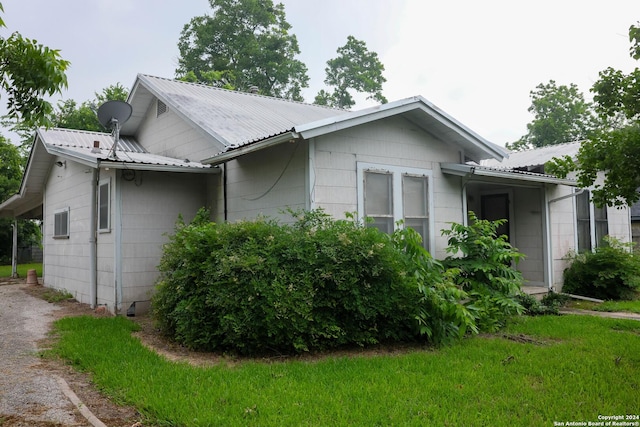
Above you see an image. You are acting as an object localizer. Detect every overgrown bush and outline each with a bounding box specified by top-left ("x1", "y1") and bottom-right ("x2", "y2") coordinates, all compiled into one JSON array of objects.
[
  {"x1": 562, "y1": 237, "x2": 640, "y2": 300},
  {"x1": 440, "y1": 213, "x2": 525, "y2": 331},
  {"x1": 153, "y1": 209, "x2": 527, "y2": 355},
  {"x1": 153, "y1": 209, "x2": 418, "y2": 355}
]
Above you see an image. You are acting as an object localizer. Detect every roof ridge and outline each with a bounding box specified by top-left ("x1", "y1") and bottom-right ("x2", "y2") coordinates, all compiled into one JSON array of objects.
[
  {"x1": 48, "y1": 127, "x2": 110, "y2": 136},
  {"x1": 138, "y1": 74, "x2": 345, "y2": 112}
]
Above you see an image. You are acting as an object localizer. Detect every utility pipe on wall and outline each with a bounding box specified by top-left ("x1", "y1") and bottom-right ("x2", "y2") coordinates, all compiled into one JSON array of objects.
[{"x1": 89, "y1": 164, "x2": 99, "y2": 308}]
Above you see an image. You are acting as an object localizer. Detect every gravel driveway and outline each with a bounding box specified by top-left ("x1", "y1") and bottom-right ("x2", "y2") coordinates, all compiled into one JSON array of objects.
[{"x1": 0, "y1": 279, "x2": 91, "y2": 426}]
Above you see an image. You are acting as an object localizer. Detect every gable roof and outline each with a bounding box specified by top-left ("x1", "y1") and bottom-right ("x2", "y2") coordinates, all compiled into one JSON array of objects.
[
  {"x1": 124, "y1": 74, "x2": 344, "y2": 151},
  {"x1": 126, "y1": 75, "x2": 508, "y2": 165}
]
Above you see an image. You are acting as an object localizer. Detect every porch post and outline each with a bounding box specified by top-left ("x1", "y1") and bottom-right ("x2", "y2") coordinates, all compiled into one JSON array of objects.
[{"x1": 11, "y1": 219, "x2": 18, "y2": 278}]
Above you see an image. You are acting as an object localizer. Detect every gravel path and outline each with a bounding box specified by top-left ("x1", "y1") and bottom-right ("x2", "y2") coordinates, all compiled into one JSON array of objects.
[{"x1": 0, "y1": 280, "x2": 89, "y2": 426}]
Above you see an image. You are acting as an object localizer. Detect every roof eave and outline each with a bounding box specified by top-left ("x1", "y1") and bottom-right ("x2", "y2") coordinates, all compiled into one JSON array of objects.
[
  {"x1": 202, "y1": 131, "x2": 299, "y2": 165},
  {"x1": 440, "y1": 162, "x2": 578, "y2": 186},
  {"x1": 99, "y1": 160, "x2": 219, "y2": 174}
]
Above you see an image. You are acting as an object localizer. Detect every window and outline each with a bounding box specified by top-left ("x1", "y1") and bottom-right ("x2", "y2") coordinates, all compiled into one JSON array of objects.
[
  {"x1": 53, "y1": 207, "x2": 70, "y2": 238},
  {"x1": 98, "y1": 179, "x2": 110, "y2": 232},
  {"x1": 358, "y1": 163, "x2": 433, "y2": 249},
  {"x1": 576, "y1": 189, "x2": 608, "y2": 252}
]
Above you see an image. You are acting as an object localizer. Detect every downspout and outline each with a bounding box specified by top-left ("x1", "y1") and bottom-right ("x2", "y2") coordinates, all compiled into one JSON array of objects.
[
  {"x1": 546, "y1": 188, "x2": 585, "y2": 291},
  {"x1": 114, "y1": 170, "x2": 123, "y2": 313},
  {"x1": 89, "y1": 162, "x2": 99, "y2": 308},
  {"x1": 11, "y1": 220, "x2": 17, "y2": 278},
  {"x1": 223, "y1": 162, "x2": 228, "y2": 221}
]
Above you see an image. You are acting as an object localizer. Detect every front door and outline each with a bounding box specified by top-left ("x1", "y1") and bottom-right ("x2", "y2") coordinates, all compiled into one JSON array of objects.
[{"x1": 481, "y1": 193, "x2": 510, "y2": 242}]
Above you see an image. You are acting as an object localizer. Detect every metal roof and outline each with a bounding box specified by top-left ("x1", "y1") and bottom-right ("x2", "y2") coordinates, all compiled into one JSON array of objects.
[
  {"x1": 440, "y1": 162, "x2": 578, "y2": 186},
  {"x1": 125, "y1": 74, "x2": 345, "y2": 149},
  {"x1": 39, "y1": 128, "x2": 214, "y2": 171},
  {"x1": 126, "y1": 75, "x2": 507, "y2": 165},
  {"x1": 480, "y1": 141, "x2": 581, "y2": 169}
]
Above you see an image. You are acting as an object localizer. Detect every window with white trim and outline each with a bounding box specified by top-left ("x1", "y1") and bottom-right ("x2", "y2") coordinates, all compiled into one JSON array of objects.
[
  {"x1": 98, "y1": 179, "x2": 110, "y2": 232},
  {"x1": 576, "y1": 189, "x2": 608, "y2": 252},
  {"x1": 53, "y1": 207, "x2": 70, "y2": 239},
  {"x1": 358, "y1": 163, "x2": 433, "y2": 250}
]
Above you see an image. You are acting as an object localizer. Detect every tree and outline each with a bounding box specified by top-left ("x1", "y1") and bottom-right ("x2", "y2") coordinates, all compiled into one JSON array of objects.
[
  {"x1": 52, "y1": 83, "x2": 129, "y2": 132},
  {"x1": 0, "y1": 135, "x2": 39, "y2": 264},
  {"x1": 547, "y1": 23, "x2": 640, "y2": 207},
  {"x1": 507, "y1": 80, "x2": 598, "y2": 151},
  {"x1": 314, "y1": 36, "x2": 387, "y2": 109},
  {"x1": 176, "y1": 0, "x2": 309, "y2": 101},
  {"x1": 0, "y1": 2, "x2": 69, "y2": 128}
]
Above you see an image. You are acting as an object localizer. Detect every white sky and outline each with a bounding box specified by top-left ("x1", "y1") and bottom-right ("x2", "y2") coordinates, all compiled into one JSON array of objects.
[{"x1": 1, "y1": 0, "x2": 639, "y2": 146}]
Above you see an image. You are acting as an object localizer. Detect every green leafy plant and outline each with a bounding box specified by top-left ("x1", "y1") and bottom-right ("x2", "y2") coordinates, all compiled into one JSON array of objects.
[
  {"x1": 392, "y1": 225, "x2": 477, "y2": 344},
  {"x1": 441, "y1": 212, "x2": 525, "y2": 331},
  {"x1": 153, "y1": 208, "x2": 417, "y2": 355},
  {"x1": 516, "y1": 292, "x2": 570, "y2": 316},
  {"x1": 562, "y1": 237, "x2": 640, "y2": 300}
]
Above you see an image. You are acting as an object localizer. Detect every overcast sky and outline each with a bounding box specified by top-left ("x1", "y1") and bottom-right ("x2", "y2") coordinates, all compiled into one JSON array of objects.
[{"x1": 1, "y1": 0, "x2": 639, "y2": 146}]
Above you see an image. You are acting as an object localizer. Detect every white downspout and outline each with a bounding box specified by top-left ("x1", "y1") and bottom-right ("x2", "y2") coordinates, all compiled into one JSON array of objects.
[
  {"x1": 113, "y1": 170, "x2": 123, "y2": 313},
  {"x1": 89, "y1": 164, "x2": 99, "y2": 308}
]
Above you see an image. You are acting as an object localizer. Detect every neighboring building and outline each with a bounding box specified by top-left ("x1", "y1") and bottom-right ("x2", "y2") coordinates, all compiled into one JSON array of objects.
[{"x1": 0, "y1": 75, "x2": 631, "y2": 313}]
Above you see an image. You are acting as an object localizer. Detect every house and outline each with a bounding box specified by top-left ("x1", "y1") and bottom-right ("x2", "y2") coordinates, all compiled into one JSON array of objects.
[{"x1": 0, "y1": 75, "x2": 631, "y2": 313}]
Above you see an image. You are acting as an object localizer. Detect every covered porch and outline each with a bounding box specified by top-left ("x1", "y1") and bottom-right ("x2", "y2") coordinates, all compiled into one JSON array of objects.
[{"x1": 441, "y1": 163, "x2": 578, "y2": 291}]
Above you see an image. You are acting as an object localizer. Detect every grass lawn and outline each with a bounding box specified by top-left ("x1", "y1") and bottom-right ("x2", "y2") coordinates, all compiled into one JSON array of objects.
[
  {"x1": 49, "y1": 314, "x2": 640, "y2": 427},
  {"x1": 0, "y1": 263, "x2": 42, "y2": 278},
  {"x1": 568, "y1": 293, "x2": 640, "y2": 314}
]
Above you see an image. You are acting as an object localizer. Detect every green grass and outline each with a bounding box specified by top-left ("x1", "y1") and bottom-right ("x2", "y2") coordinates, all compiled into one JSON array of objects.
[
  {"x1": 593, "y1": 299, "x2": 640, "y2": 314},
  {"x1": 0, "y1": 263, "x2": 42, "y2": 278},
  {"x1": 48, "y1": 315, "x2": 640, "y2": 426},
  {"x1": 567, "y1": 293, "x2": 640, "y2": 314}
]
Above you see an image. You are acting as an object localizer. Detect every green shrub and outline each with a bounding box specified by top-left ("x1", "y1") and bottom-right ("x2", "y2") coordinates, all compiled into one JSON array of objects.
[
  {"x1": 153, "y1": 209, "x2": 528, "y2": 355},
  {"x1": 153, "y1": 209, "x2": 418, "y2": 355},
  {"x1": 562, "y1": 237, "x2": 640, "y2": 300},
  {"x1": 440, "y1": 212, "x2": 525, "y2": 331},
  {"x1": 516, "y1": 292, "x2": 570, "y2": 316}
]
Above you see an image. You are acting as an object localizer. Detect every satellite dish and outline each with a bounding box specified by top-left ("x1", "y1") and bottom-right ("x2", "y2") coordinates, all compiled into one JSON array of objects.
[
  {"x1": 97, "y1": 100, "x2": 132, "y2": 128},
  {"x1": 96, "y1": 101, "x2": 132, "y2": 159}
]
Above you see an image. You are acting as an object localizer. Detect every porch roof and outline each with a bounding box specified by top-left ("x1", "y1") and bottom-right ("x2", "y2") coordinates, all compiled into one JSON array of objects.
[{"x1": 440, "y1": 163, "x2": 578, "y2": 186}]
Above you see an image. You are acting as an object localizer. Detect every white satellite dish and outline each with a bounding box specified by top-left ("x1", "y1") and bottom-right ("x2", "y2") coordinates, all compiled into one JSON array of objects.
[{"x1": 97, "y1": 100, "x2": 132, "y2": 159}]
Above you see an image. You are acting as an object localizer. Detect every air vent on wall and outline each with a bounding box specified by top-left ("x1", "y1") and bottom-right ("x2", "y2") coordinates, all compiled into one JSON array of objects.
[{"x1": 157, "y1": 100, "x2": 167, "y2": 117}]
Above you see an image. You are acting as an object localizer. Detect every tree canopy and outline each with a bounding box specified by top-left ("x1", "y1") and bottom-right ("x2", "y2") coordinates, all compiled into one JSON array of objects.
[
  {"x1": 0, "y1": 135, "x2": 39, "y2": 263},
  {"x1": 314, "y1": 36, "x2": 387, "y2": 109},
  {"x1": 0, "y1": 2, "x2": 69, "y2": 128},
  {"x1": 176, "y1": 0, "x2": 309, "y2": 101},
  {"x1": 547, "y1": 23, "x2": 640, "y2": 207},
  {"x1": 507, "y1": 80, "x2": 598, "y2": 151},
  {"x1": 52, "y1": 83, "x2": 128, "y2": 132}
]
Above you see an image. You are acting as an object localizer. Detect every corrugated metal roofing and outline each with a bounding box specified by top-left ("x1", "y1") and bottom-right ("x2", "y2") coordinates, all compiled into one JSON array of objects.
[
  {"x1": 136, "y1": 74, "x2": 346, "y2": 149},
  {"x1": 480, "y1": 141, "x2": 581, "y2": 169},
  {"x1": 38, "y1": 128, "x2": 212, "y2": 170}
]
